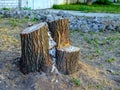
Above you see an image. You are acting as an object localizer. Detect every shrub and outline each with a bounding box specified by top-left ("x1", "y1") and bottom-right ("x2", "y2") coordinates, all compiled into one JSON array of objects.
[
  {"x1": 118, "y1": 0, "x2": 120, "y2": 3},
  {"x1": 2, "y1": 7, "x2": 10, "y2": 10},
  {"x1": 95, "y1": 0, "x2": 112, "y2": 5},
  {"x1": 23, "y1": 7, "x2": 31, "y2": 10}
]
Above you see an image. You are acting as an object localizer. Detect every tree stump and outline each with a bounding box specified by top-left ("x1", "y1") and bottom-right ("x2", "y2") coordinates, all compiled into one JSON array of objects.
[
  {"x1": 20, "y1": 23, "x2": 52, "y2": 74},
  {"x1": 48, "y1": 18, "x2": 70, "y2": 48},
  {"x1": 56, "y1": 46, "x2": 80, "y2": 75},
  {"x1": 48, "y1": 18, "x2": 80, "y2": 75}
]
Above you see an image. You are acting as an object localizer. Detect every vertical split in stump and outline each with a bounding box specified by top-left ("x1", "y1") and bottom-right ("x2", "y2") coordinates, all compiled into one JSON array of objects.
[
  {"x1": 20, "y1": 18, "x2": 81, "y2": 75},
  {"x1": 48, "y1": 18, "x2": 70, "y2": 48},
  {"x1": 48, "y1": 18, "x2": 80, "y2": 75},
  {"x1": 56, "y1": 46, "x2": 80, "y2": 74},
  {"x1": 20, "y1": 23, "x2": 52, "y2": 74}
]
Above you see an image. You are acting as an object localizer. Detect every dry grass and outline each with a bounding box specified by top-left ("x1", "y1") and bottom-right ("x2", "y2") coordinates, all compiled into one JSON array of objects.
[{"x1": 69, "y1": 61, "x2": 116, "y2": 90}]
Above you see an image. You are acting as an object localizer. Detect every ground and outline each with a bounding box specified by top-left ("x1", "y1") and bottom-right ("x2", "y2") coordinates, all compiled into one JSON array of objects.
[{"x1": 0, "y1": 18, "x2": 120, "y2": 90}]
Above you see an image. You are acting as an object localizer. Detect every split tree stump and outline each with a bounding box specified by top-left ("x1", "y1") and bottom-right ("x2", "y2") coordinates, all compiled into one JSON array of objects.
[
  {"x1": 20, "y1": 23, "x2": 52, "y2": 74},
  {"x1": 48, "y1": 18, "x2": 80, "y2": 75},
  {"x1": 20, "y1": 18, "x2": 80, "y2": 75}
]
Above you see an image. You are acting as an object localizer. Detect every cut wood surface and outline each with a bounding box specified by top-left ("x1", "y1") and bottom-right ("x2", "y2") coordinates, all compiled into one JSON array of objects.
[
  {"x1": 20, "y1": 23, "x2": 52, "y2": 74},
  {"x1": 48, "y1": 18, "x2": 70, "y2": 48},
  {"x1": 56, "y1": 46, "x2": 80, "y2": 75}
]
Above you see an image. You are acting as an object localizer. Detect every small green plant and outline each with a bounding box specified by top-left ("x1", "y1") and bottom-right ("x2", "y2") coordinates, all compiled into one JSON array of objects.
[
  {"x1": 92, "y1": 38, "x2": 99, "y2": 47},
  {"x1": 88, "y1": 84, "x2": 95, "y2": 89},
  {"x1": 94, "y1": 48, "x2": 100, "y2": 53},
  {"x1": 23, "y1": 7, "x2": 31, "y2": 10},
  {"x1": 31, "y1": 17, "x2": 38, "y2": 22},
  {"x1": 71, "y1": 77, "x2": 80, "y2": 86},
  {"x1": 112, "y1": 71, "x2": 120, "y2": 75},
  {"x1": 118, "y1": 0, "x2": 120, "y2": 3},
  {"x1": 2, "y1": 7, "x2": 10, "y2": 10},
  {"x1": 116, "y1": 88, "x2": 120, "y2": 90},
  {"x1": 84, "y1": 36, "x2": 91, "y2": 44},
  {"x1": 0, "y1": 15, "x2": 4, "y2": 18},
  {"x1": 8, "y1": 18, "x2": 19, "y2": 27},
  {"x1": 105, "y1": 58, "x2": 116, "y2": 63},
  {"x1": 96, "y1": 84, "x2": 105, "y2": 90}
]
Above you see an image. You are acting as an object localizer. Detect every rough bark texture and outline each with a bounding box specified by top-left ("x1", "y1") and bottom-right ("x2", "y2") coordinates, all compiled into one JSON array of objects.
[
  {"x1": 48, "y1": 18, "x2": 70, "y2": 49},
  {"x1": 56, "y1": 46, "x2": 80, "y2": 75},
  {"x1": 20, "y1": 23, "x2": 52, "y2": 74}
]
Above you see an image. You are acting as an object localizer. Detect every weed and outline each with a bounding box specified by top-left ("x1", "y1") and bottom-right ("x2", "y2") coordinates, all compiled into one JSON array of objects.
[
  {"x1": 69, "y1": 30, "x2": 80, "y2": 35},
  {"x1": 88, "y1": 84, "x2": 95, "y2": 89},
  {"x1": 92, "y1": 38, "x2": 99, "y2": 47},
  {"x1": 94, "y1": 48, "x2": 100, "y2": 53},
  {"x1": 112, "y1": 71, "x2": 120, "y2": 75},
  {"x1": 118, "y1": 0, "x2": 120, "y2": 3},
  {"x1": 2, "y1": 7, "x2": 10, "y2": 10},
  {"x1": 0, "y1": 15, "x2": 4, "y2": 18},
  {"x1": 84, "y1": 36, "x2": 91, "y2": 44},
  {"x1": 8, "y1": 18, "x2": 19, "y2": 27},
  {"x1": 96, "y1": 84, "x2": 106, "y2": 90},
  {"x1": 23, "y1": 7, "x2": 31, "y2": 10},
  {"x1": 116, "y1": 88, "x2": 120, "y2": 90},
  {"x1": 79, "y1": 31, "x2": 84, "y2": 36},
  {"x1": 105, "y1": 58, "x2": 116, "y2": 63},
  {"x1": 31, "y1": 17, "x2": 38, "y2": 22},
  {"x1": 71, "y1": 77, "x2": 80, "y2": 86}
]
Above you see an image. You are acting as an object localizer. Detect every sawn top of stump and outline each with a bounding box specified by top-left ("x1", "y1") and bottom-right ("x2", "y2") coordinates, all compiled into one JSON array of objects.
[
  {"x1": 57, "y1": 46, "x2": 80, "y2": 52},
  {"x1": 21, "y1": 23, "x2": 46, "y2": 34}
]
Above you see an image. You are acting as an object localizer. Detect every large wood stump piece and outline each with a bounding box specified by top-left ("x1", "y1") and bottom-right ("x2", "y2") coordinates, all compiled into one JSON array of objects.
[
  {"x1": 48, "y1": 18, "x2": 70, "y2": 48},
  {"x1": 20, "y1": 23, "x2": 52, "y2": 74},
  {"x1": 56, "y1": 46, "x2": 80, "y2": 74}
]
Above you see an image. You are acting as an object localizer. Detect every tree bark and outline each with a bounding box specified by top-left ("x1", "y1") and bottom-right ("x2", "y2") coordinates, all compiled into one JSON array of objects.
[
  {"x1": 20, "y1": 23, "x2": 52, "y2": 74},
  {"x1": 48, "y1": 18, "x2": 70, "y2": 49},
  {"x1": 56, "y1": 46, "x2": 80, "y2": 75}
]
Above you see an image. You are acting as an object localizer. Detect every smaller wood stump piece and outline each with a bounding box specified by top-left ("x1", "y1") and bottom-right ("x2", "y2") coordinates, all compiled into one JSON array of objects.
[
  {"x1": 48, "y1": 18, "x2": 70, "y2": 48},
  {"x1": 56, "y1": 46, "x2": 80, "y2": 75}
]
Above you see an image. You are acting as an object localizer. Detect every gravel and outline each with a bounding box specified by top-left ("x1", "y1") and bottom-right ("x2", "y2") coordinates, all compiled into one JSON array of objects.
[{"x1": 0, "y1": 9, "x2": 120, "y2": 32}]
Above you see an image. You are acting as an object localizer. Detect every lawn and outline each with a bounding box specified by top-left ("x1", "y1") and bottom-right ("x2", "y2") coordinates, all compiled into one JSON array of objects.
[{"x1": 53, "y1": 4, "x2": 120, "y2": 13}]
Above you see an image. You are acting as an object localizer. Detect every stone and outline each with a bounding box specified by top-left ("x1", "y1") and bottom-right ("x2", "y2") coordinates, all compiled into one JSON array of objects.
[
  {"x1": 90, "y1": 23, "x2": 99, "y2": 32},
  {"x1": 46, "y1": 15, "x2": 54, "y2": 22},
  {"x1": 98, "y1": 24, "x2": 106, "y2": 31},
  {"x1": 80, "y1": 24, "x2": 90, "y2": 32},
  {"x1": 106, "y1": 25, "x2": 115, "y2": 31},
  {"x1": 57, "y1": 11, "x2": 65, "y2": 16},
  {"x1": 0, "y1": 9, "x2": 120, "y2": 32}
]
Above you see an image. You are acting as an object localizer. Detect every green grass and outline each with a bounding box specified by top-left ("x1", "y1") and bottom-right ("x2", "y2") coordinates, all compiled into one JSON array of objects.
[
  {"x1": 118, "y1": 0, "x2": 120, "y2": 3},
  {"x1": 53, "y1": 4, "x2": 120, "y2": 13},
  {"x1": 71, "y1": 77, "x2": 80, "y2": 86},
  {"x1": 105, "y1": 58, "x2": 116, "y2": 63},
  {"x1": 116, "y1": 88, "x2": 120, "y2": 90}
]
